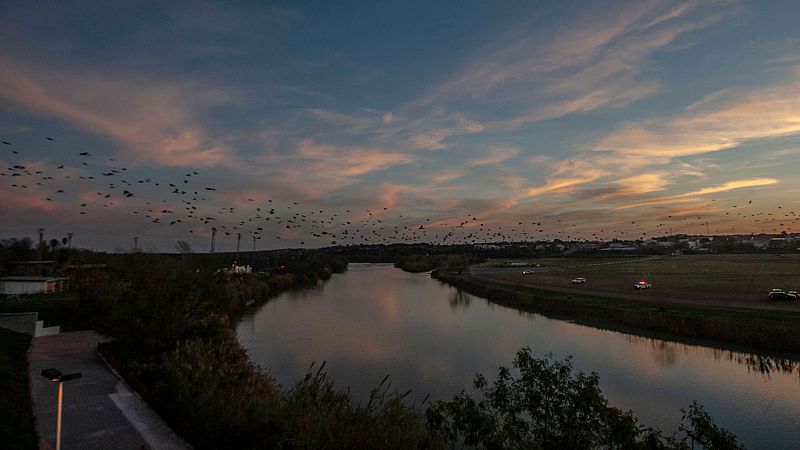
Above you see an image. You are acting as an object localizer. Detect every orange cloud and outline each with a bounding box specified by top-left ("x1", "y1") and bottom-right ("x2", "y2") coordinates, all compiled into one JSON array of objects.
[
  {"x1": 618, "y1": 178, "x2": 778, "y2": 209},
  {"x1": 598, "y1": 68, "x2": 800, "y2": 157},
  {"x1": 469, "y1": 147, "x2": 519, "y2": 166},
  {"x1": 0, "y1": 56, "x2": 234, "y2": 168},
  {"x1": 293, "y1": 139, "x2": 415, "y2": 178},
  {"x1": 524, "y1": 159, "x2": 610, "y2": 197}
]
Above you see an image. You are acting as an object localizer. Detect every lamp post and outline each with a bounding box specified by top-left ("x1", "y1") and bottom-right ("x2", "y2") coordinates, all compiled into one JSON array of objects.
[{"x1": 41, "y1": 368, "x2": 82, "y2": 450}]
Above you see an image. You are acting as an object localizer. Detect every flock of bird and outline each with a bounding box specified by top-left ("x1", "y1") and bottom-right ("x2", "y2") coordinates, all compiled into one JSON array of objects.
[{"x1": 2, "y1": 135, "x2": 799, "y2": 251}]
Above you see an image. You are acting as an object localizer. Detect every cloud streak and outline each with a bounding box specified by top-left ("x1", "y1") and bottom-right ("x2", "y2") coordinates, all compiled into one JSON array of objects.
[
  {"x1": 417, "y1": 0, "x2": 733, "y2": 127},
  {"x1": 598, "y1": 66, "x2": 800, "y2": 157},
  {"x1": 0, "y1": 56, "x2": 235, "y2": 168},
  {"x1": 618, "y1": 178, "x2": 778, "y2": 209}
]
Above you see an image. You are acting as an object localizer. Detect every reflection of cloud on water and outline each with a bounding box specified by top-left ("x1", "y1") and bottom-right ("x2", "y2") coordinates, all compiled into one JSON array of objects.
[{"x1": 418, "y1": 357, "x2": 452, "y2": 379}]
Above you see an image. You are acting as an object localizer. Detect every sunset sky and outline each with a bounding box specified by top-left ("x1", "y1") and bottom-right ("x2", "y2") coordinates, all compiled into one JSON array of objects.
[{"x1": 2, "y1": 0, "x2": 800, "y2": 251}]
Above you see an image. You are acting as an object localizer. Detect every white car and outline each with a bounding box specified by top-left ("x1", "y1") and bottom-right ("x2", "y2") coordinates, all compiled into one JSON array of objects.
[
  {"x1": 634, "y1": 281, "x2": 652, "y2": 290},
  {"x1": 571, "y1": 277, "x2": 586, "y2": 284},
  {"x1": 522, "y1": 269, "x2": 535, "y2": 274}
]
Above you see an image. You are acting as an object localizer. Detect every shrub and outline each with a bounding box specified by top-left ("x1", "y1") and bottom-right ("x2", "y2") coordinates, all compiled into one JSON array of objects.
[{"x1": 427, "y1": 348, "x2": 742, "y2": 450}]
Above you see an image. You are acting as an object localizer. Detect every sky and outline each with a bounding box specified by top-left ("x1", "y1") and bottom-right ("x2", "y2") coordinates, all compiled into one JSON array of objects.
[{"x1": 2, "y1": 0, "x2": 800, "y2": 252}]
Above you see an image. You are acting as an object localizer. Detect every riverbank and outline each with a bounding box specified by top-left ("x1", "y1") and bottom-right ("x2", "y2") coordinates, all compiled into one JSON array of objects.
[{"x1": 433, "y1": 270, "x2": 800, "y2": 354}]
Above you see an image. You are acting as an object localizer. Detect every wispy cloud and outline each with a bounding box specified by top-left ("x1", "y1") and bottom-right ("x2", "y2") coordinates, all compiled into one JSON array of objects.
[
  {"x1": 416, "y1": 0, "x2": 734, "y2": 127},
  {"x1": 524, "y1": 159, "x2": 610, "y2": 197},
  {"x1": 0, "y1": 56, "x2": 235, "y2": 168},
  {"x1": 618, "y1": 178, "x2": 778, "y2": 209},
  {"x1": 247, "y1": 139, "x2": 417, "y2": 200},
  {"x1": 598, "y1": 65, "x2": 800, "y2": 157},
  {"x1": 468, "y1": 147, "x2": 519, "y2": 166}
]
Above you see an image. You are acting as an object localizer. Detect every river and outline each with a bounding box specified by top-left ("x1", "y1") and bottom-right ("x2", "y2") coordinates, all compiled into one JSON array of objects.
[{"x1": 236, "y1": 263, "x2": 800, "y2": 448}]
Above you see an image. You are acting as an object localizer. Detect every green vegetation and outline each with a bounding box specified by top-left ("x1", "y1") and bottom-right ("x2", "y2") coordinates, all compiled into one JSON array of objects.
[
  {"x1": 0, "y1": 328, "x2": 38, "y2": 450},
  {"x1": 0, "y1": 295, "x2": 91, "y2": 329},
  {"x1": 395, "y1": 254, "x2": 482, "y2": 273},
  {"x1": 428, "y1": 348, "x2": 742, "y2": 449},
  {"x1": 513, "y1": 255, "x2": 800, "y2": 304}
]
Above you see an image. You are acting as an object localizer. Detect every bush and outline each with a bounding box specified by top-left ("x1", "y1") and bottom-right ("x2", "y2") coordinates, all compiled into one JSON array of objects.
[
  {"x1": 154, "y1": 333, "x2": 283, "y2": 449},
  {"x1": 0, "y1": 328, "x2": 38, "y2": 450},
  {"x1": 281, "y1": 365, "x2": 438, "y2": 449},
  {"x1": 427, "y1": 348, "x2": 742, "y2": 450}
]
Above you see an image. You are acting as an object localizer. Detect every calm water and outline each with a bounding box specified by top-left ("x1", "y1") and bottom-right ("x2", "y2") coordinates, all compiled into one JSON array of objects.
[{"x1": 236, "y1": 264, "x2": 800, "y2": 448}]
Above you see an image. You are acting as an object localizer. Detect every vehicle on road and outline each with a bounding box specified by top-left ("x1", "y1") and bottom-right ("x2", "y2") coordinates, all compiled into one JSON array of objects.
[
  {"x1": 633, "y1": 281, "x2": 652, "y2": 290},
  {"x1": 571, "y1": 277, "x2": 586, "y2": 284},
  {"x1": 768, "y1": 289, "x2": 798, "y2": 301},
  {"x1": 522, "y1": 269, "x2": 535, "y2": 274}
]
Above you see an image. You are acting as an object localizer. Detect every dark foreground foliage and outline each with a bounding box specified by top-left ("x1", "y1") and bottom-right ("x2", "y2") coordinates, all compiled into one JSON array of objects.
[
  {"x1": 0, "y1": 328, "x2": 38, "y2": 450},
  {"x1": 427, "y1": 348, "x2": 743, "y2": 449}
]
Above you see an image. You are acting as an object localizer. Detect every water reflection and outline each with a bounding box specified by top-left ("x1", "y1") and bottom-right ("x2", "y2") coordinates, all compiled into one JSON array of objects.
[
  {"x1": 237, "y1": 263, "x2": 800, "y2": 449},
  {"x1": 623, "y1": 335, "x2": 800, "y2": 377},
  {"x1": 448, "y1": 289, "x2": 471, "y2": 309}
]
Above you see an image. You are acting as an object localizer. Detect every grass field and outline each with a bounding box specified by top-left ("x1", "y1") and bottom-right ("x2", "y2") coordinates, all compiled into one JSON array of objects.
[
  {"x1": 437, "y1": 267, "x2": 800, "y2": 354},
  {"x1": 0, "y1": 328, "x2": 38, "y2": 450},
  {"x1": 477, "y1": 254, "x2": 800, "y2": 312}
]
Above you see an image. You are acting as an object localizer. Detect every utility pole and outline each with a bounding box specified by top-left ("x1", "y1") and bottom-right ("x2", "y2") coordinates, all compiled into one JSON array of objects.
[
  {"x1": 67, "y1": 233, "x2": 73, "y2": 248},
  {"x1": 252, "y1": 235, "x2": 256, "y2": 251},
  {"x1": 37, "y1": 228, "x2": 45, "y2": 262},
  {"x1": 210, "y1": 228, "x2": 217, "y2": 253},
  {"x1": 37, "y1": 228, "x2": 45, "y2": 275},
  {"x1": 133, "y1": 237, "x2": 139, "y2": 252},
  {"x1": 706, "y1": 221, "x2": 710, "y2": 235},
  {"x1": 235, "y1": 232, "x2": 241, "y2": 264}
]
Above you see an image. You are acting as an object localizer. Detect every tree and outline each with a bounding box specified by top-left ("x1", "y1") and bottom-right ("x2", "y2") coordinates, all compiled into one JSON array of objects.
[
  {"x1": 426, "y1": 348, "x2": 742, "y2": 449},
  {"x1": 175, "y1": 240, "x2": 193, "y2": 254},
  {"x1": 442, "y1": 254, "x2": 471, "y2": 275}
]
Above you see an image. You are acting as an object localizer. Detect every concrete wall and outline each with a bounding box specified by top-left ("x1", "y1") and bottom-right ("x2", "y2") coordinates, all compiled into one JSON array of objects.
[
  {"x1": 0, "y1": 312, "x2": 60, "y2": 336},
  {"x1": 1, "y1": 280, "x2": 46, "y2": 295},
  {"x1": 34, "y1": 320, "x2": 60, "y2": 336},
  {"x1": 0, "y1": 312, "x2": 38, "y2": 335}
]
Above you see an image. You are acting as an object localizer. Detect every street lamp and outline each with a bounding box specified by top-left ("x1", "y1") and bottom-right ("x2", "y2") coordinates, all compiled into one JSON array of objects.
[{"x1": 41, "y1": 368, "x2": 82, "y2": 450}]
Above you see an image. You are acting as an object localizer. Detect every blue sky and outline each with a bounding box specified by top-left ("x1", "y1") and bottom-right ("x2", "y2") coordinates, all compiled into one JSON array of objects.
[{"x1": 1, "y1": 0, "x2": 800, "y2": 251}]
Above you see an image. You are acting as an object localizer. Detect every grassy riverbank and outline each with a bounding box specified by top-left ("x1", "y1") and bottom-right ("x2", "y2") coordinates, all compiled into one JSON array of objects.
[
  {"x1": 434, "y1": 270, "x2": 800, "y2": 354},
  {"x1": 0, "y1": 328, "x2": 38, "y2": 450}
]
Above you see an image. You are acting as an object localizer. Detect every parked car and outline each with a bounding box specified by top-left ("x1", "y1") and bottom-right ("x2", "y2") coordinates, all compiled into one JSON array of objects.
[
  {"x1": 768, "y1": 289, "x2": 798, "y2": 301},
  {"x1": 522, "y1": 269, "x2": 535, "y2": 274},
  {"x1": 571, "y1": 277, "x2": 586, "y2": 284},
  {"x1": 633, "y1": 281, "x2": 652, "y2": 290}
]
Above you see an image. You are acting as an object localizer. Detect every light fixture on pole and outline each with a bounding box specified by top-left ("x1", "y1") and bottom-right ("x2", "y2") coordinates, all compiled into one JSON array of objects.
[{"x1": 41, "y1": 368, "x2": 82, "y2": 450}]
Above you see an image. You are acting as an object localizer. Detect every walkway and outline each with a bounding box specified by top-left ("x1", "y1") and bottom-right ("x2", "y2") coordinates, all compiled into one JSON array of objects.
[{"x1": 28, "y1": 331, "x2": 189, "y2": 450}]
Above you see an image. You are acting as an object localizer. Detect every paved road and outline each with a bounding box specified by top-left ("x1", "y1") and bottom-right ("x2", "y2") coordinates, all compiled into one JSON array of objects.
[{"x1": 29, "y1": 331, "x2": 189, "y2": 450}]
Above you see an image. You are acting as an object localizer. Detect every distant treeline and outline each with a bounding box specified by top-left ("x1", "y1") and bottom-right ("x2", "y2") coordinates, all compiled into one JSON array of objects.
[{"x1": 3, "y1": 235, "x2": 797, "y2": 278}]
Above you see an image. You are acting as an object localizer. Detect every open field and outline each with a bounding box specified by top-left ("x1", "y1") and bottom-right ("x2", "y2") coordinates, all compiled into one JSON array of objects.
[{"x1": 473, "y1": 254, "x2": 800, "y2": 312}]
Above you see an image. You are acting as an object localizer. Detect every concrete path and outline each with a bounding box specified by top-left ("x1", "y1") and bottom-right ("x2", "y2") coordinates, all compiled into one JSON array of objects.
[{"x1": 29, "y1": 331, "x2": 189, "y2": 450}]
